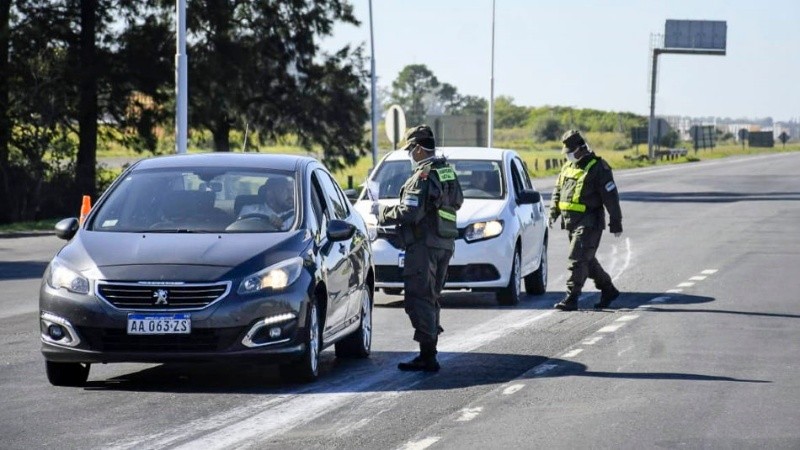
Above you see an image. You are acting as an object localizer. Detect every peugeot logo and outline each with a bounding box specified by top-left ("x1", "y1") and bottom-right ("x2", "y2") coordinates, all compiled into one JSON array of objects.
[{"x1": 153, "y1": 289, "x2": 169, "y2": 305}]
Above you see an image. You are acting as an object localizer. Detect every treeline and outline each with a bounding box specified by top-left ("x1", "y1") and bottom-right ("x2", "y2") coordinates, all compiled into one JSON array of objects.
[{"x1": 0, "y1": 1, "x2": 368, "y2": 224}]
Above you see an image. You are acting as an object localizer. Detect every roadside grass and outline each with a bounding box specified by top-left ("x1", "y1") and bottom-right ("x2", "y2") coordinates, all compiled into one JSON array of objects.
[{"x1": 0, "y1": 218, "x2": 59, "y2": 232}]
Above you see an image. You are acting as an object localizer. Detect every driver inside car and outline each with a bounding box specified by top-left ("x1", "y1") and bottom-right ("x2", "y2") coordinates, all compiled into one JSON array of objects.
[{"x1": 239, "y1": 176, "x2": 295, "y2": 230}]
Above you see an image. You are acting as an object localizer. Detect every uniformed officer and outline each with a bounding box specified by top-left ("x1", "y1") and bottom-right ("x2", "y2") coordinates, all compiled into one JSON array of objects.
[
  {"x1": 373, "y1": 125, "x2": 463, "y2": 371},
  {"x1": 549, "y1": 130, "x2": 623, "y2": 311}
]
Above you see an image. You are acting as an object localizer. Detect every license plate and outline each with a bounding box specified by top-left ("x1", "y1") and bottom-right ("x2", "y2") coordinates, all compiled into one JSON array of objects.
[
  {"x1": 398, "y1": 252, "x2": 405, "y2": 268},
  {"x1": 127, "y1": 313, "x2": 191, "y2": 335}
]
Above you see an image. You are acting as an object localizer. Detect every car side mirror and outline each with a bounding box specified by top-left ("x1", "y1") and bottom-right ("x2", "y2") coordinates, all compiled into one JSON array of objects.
[
  {"x1": 343, "y1": 188, "x2": 359, "y2": 204},
  {"x1": 327, "y1": 219, "x2": 356, "y2": 241},
  {"x1": 517, "y1": 189, "x2": 541, "y2": 205},
  {"x1": 54, "y1": 217, "x2": 79, "y2": 241}
]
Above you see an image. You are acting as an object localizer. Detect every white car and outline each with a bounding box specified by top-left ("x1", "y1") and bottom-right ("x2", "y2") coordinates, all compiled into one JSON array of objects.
[{"x1": 354, "y1": 147, "x2": 548, "y2": 305}]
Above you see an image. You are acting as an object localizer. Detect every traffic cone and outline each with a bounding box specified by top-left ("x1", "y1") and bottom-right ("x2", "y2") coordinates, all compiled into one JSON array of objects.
[{"x1": 79, "y1": 195, "x2": 91, "y2": 225}]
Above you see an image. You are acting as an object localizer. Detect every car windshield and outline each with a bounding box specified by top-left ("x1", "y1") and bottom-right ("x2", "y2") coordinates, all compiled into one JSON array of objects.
[
  {"x1": 370, "y1": 159, "x2": 504, "y2": 199},
  {"x1": 89, "y1": 167, "x2": 298, "y2": 233}
]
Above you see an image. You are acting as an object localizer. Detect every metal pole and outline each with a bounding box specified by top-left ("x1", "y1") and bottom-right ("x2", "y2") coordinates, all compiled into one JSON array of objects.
[
  {"x1": 487, "y1": 0, "x2": 496, "y2": 148},
  {"x1": 368, "y1": 0, "x2": 378, "y2": 167},
  {"x1": 647, "y1": 48, "x2": 659, "y2": 160},
  {"x1": 175, "y1": 0, "x2": 188, "y2": 154}
]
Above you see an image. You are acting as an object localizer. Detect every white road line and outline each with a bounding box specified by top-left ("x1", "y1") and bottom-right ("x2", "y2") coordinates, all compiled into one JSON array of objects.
[
  {"x1": 615, "y1": 314, "x2": 639, "y2": 322},
  {"x1": 701, "y1": 269, "x2": 718, "y2": 275},
  {"x1": 110, "y1": 309, "x2": 559, "y2": 450},
  {"x1": 582, "y1": 336, "x2": 603, "y2": 345},
  {"x1": 532, "y1": 363, "x2": 559, "y2": 376},
  {"x1": 456, "y1": 407, "x2": 483, "y2": 422},
  {"x1": 677, "y1": 282, "x2": 695, "y2": 288},
  {"x1": 597, "y1": 323, "x2": 624, "y2": 333},
  {"x1": 649, "y1": 296, "x2": 671, "y2": 303},
  {"x1": 689, "y1": 275, "x2": 707, "y2": 281},
  {"x1": 665, "y1": 289, "x2": 683, "y2": 293},
  {"x1": 503, "y1": 384, "x2": 525, "y2": 395},
  {"x1": 562, "y1": 349, "x2": 583, "y2": 358},
  {"x1": 400, "y1": 437, "x2": 441, "y2": 450}
]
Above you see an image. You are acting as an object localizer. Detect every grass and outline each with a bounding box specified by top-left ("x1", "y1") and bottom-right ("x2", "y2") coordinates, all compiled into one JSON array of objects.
[{"x1": 0, "y1": 219, "x2": 59, "y2": 233}]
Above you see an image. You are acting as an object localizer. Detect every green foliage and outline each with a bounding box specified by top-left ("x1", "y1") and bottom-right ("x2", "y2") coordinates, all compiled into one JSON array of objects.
[
  {"x1": 390, "y1": 64, "x2": 440, "y2": 125},
  {"x1": 532, "y1": 117, "x2": 564, "y2": 142},
  {"x1": 493, "y1": 96, "x2": 528, "y2": 128}
]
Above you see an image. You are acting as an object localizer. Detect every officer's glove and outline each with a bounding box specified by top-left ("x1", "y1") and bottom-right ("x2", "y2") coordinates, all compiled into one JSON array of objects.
[
  {"x1": 547, "y1": 216, "x2": 557, "y2": 229},
  {"x1": 370, "y1": 202, "x2": 380, "y2": 216}
]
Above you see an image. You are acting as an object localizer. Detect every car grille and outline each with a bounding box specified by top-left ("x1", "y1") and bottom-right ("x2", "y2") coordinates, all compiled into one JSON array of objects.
[
  {"x1": 78, "y1": 326, "x2": 243, "y2": 352},
  {"x1": 376, "y1": 264, "x2": 500, "y2": 283},
  {"x1": 97, "y1": 282, "x2": 230, "y2": 310}
]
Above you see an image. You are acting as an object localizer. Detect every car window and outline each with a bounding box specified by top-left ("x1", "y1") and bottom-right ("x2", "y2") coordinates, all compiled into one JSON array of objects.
[
  {"x1": 89, "y1": 167, "x2": 297, "y2": 233},
  {"x1": 315, "y1": 169, "x2": 348, "y2": 220},
  {"x1": 512, "y1": 158, "x2": 532, "y2": 191},
  {"x1": 368, "y1": 160, "x2": 412, "y2": 199},
  {"x1": 310, "y1": 173, "x2": 328, "y2": 237},
  {"x1": 451, "y1": 160, "x2": 504, "y2": 199}
]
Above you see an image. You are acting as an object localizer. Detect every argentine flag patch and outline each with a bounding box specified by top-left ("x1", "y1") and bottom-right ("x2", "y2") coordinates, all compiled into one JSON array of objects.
[
  {"x1": 605, "y1": 181, "x2": 616, "y2": 192},
  {"x1": 403, "y1": 195, "x2": 419, "y2": 207}
]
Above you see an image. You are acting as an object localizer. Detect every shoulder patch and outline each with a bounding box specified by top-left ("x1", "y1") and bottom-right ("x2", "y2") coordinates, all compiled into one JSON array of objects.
[
  {"x1": 434, "y1": 166, "x2": 456, "y2": 181},
  {"x1": 605, "y1": 181, "x2": 616, "y2": 192}
]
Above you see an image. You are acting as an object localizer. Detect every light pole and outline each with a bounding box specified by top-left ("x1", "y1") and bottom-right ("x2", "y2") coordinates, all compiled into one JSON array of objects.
[
  {"x1": 175, "y1": 0, "x2": 187, "y2": 154},
  {"x1": 368, "y1": 0, "x2": 378, "y2": 167},
  {"x1": 487, "y1": 0, "x2": 496, "y2": 148}
]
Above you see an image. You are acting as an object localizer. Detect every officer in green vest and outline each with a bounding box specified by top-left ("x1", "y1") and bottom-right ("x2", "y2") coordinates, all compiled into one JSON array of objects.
[
  {"x1": 373, "y1": 124, "x2": 464, "y2": 371},
  {"x1": 549, "y1": 130, "x2": 623, "y2": 311}
]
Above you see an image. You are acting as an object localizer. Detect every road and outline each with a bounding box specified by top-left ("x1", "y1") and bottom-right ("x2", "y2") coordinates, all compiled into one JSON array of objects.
[{"x1": 1, "y1": 152, "x2": 799, "y2": 449}]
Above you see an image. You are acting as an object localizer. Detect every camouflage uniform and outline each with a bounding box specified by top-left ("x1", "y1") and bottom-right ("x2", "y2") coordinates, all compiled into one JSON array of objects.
[
  {"x1": 377, "y1": 125, "x2": 463, "y2": 370},
  {"x1": 550, "y1": 130, "x2": 623, "y2": 310}
]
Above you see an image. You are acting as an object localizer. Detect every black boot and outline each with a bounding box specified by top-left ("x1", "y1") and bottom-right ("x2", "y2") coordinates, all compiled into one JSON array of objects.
[
  {"x1": 398, "y1": 342, "x2": 440, "y2": 372},
  {"x1": 594, "y1": 286, "x2": 620, "y2": 309},
  {"x1": 554, "y1": 296, "x2": 578, "y2": 311}
]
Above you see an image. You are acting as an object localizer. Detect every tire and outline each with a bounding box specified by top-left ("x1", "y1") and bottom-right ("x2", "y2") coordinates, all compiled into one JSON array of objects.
[
  {"x1": 497, "y1": 250, "x2": 522, "y2": 306},
  {"x1": 335, "y1": 288, "x2": 373, "y2": 359},
  {"x1": 383, "y1": 288, "x2": 402, "y2": 296},
  {"x1": 280, "y1": 301, "x2": 321, "y2": 383},
  {"x1": 524, "y1": 238, "x2": 548, "y2": 295},
  {"x1": 45, "y1": 361, "x2": 90, "y2": 387}
]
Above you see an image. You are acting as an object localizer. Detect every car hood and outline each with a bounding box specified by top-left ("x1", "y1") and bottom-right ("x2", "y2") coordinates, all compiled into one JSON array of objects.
[
  {"x1": 354, "y1": 198, "x2": 505, "y2": 227},
  {"x1": 57, "y1": 230, "x2": 309, "y2": 282}
]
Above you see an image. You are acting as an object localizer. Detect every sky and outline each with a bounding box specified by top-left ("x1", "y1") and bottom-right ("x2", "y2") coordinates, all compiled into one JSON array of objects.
[{"x1": 321, "y1": 0, "x2": 800, "y2": 122}]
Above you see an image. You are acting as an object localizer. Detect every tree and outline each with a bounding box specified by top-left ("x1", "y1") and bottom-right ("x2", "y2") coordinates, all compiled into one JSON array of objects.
[
  {"x1": 389, "y1": 64, "x2": 440, "y2": 125},
  {"x1": 184, "y1": 0, "x2": 369, "y2": 166},
  {"x1": 493, "y1": 96, "x2": 528, "y2": 128},
  {"x1": 454, "y1": 95, "x2": 487, "y2": 116},
  {"x1": 532, "y1": 117, "x2": 563, "y2": 142}
]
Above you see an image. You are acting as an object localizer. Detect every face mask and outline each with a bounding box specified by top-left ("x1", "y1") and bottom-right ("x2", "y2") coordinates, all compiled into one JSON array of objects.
[{"x1": 566, "y1": 152, "x2": 579, "y2": 163}]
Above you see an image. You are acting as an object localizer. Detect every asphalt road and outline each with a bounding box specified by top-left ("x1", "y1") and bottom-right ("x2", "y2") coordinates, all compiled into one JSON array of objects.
[{"x1": 2, "y1": 152, "x2": 799, "y2": 449}]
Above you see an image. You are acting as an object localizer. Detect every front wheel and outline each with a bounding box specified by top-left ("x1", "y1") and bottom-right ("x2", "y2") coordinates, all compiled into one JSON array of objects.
[
  {"x1": 525, "y1": 239, "x2": 548, "y2": 295},
  {"x1": 280, "y1": 301, "x2": 321, "y2": 383},
  {"x1": 335, "y1": 288, "x2": 373, "y2": 358},
  {"x1": 497, "y1": 250, "x2": 522, "y2": 306},
  {"x1": 46, "y1": 361, "x2": 90, "y2": 387}
]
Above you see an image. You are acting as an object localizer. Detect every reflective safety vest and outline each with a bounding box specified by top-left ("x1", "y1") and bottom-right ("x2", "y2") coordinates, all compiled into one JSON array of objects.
[{"x1": 557, "y1": 159, "x2": 597, "y2": 213}]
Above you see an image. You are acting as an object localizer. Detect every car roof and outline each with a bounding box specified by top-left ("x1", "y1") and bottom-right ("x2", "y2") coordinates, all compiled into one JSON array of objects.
[
  {"x1": 381, "y1": 147, "x2": 514, "y2": 162},
  {"x1": 131, "y1": 153, "x2": 318, "y2": 172}
]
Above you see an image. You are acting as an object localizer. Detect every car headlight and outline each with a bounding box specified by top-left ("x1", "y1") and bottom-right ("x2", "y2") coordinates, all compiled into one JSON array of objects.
[
  {"x1": 238, "y1": 257, "x2": 304, "y2": 295},
  {"x1": 464, "y1": 220, "x2": 504, "y2": 242},
  {"x1": 46, "y1": 259, "x2": 90, "y2": 294}
]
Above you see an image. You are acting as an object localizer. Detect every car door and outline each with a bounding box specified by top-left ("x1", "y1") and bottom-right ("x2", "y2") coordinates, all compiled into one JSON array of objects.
[
  {"x1": 311, "y1": 171, "x2": 351, "y2": 338},
  {"x1": 509, "y1": 157, "x2": 538, "y2": 275}
]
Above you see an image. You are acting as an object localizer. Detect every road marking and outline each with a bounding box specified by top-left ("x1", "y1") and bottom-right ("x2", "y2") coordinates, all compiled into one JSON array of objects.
[
  {"x1": 582, "y1": 336, "x2": 603, "y2": 345},
  {"x1": 503, "y1": 384, "x2": 525, "y2": 395},
  {"x1": 598, "y1": 323, "x2": 624, "y2": 333},
  {"x1": 677, "y1": 282, "x2": 694, "y2": 288},
  {"x1": 665, "y1": 289, "x2": 683, "y2": 293},
  {"x1": 701, "y1": 269, "x2": 718, "y2": 275},
  {"x1": 532, "y1": 363, "x2": 559, "y2": 376},
  {"x1": 615, "y1": 314, "x2": 639, "y2": 322},
  {"x1": 689, "y1": 275, "x2": 707, "y2": 281},
  {"x1": 400, "y1": 437, "x2": 441, "y2": 450},
  {"x1": 650, "y1": 296, "x2": 670, "y2": 303},
  {"x1": 562, "y1": 349, "x2": 583, "y2": 358},
  {"x1": 456, "y1": 407, "x2": 483, "y2": 422}
]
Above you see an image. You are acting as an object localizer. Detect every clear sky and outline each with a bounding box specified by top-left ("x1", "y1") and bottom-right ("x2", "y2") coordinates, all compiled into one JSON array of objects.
[{"x1": 322, "y1": 0, "x2": 799, "y2": 122}]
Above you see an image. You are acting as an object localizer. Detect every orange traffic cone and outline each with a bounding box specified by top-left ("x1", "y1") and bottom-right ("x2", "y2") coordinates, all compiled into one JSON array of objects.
[{"x1": 79, "y1": 195, "x2": 92, "y2": 225}]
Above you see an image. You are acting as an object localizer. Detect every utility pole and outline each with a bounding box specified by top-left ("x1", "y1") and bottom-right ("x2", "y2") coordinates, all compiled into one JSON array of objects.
[
  {"x1": 368, "y1": 0, "x2": 378, "y2": 167},
  {"x1": 487, "y1": 0, "x2": 496, "y2": 148},
  {"x1": 175, "y1": 0, "x2": 187, "y2": 154}
]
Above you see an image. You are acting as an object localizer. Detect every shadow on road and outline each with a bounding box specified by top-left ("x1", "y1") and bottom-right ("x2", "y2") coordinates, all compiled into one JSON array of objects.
[{"x1": 0, "y1": 261, "x2": 48, "y2": 281}]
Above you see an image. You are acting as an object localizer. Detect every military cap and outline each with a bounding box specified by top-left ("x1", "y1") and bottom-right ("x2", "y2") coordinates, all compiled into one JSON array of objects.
[
  {"x1": 400, "y1": 124, "x2": 436, "y2": 151},
  {"x1": 561, "y1": 129, "x2": 587, "y2": 154}
]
